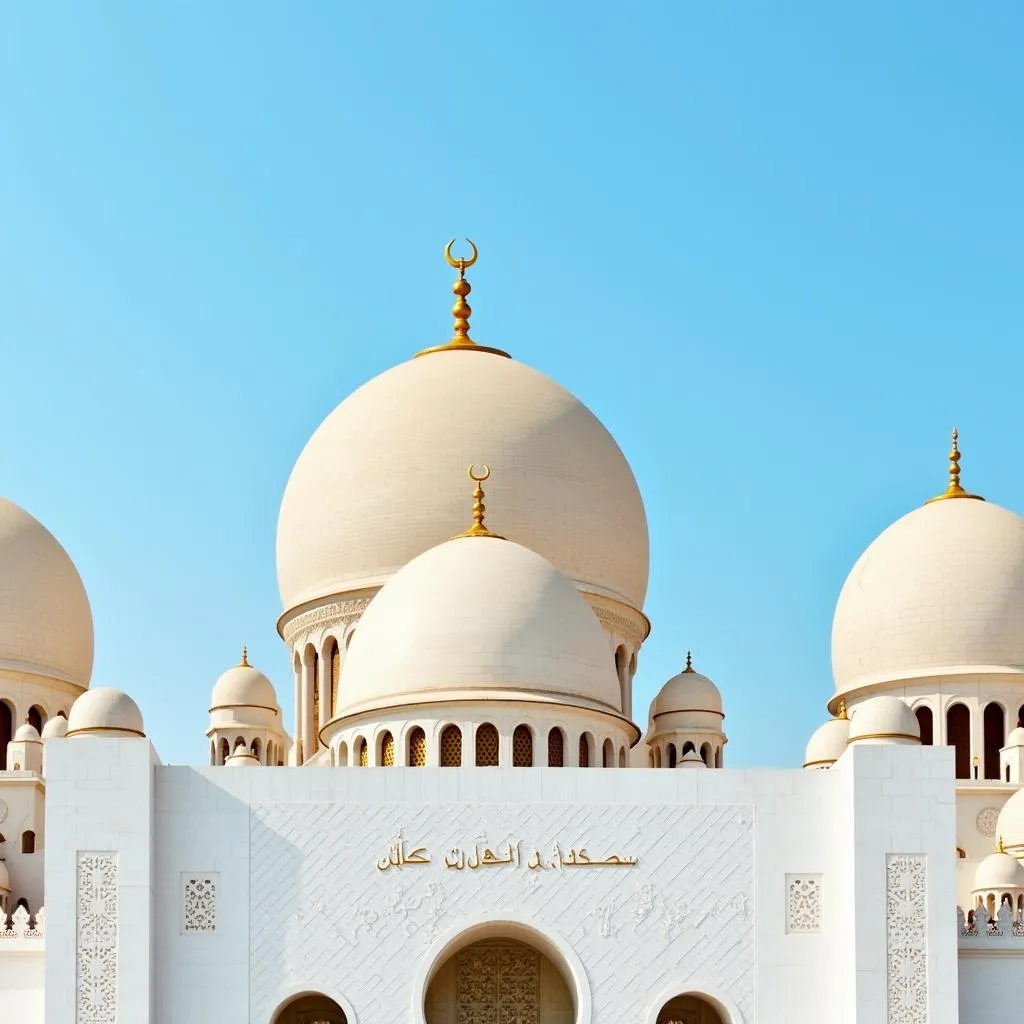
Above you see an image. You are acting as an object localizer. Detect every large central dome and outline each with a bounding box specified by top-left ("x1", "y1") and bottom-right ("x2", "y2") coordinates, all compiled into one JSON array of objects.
[{"x1": 276, "y1": 349, "x2": 649, "y2": 615}]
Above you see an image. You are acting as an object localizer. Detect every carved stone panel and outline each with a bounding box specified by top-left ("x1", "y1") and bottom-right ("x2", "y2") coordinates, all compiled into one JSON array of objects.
[
  {"x1": 785, "y1": 873, "x2": 822, "y2": 933},
  {"x1": 183, "y1": 874, "x2": 218, "y2": 933},
  {"x1": 76, "y1": 852, "x2": 118, "y2": 1024},
  {"x1": 457, "y1": 944, "x2": 539, "y2": 1024},
  {"x1": 886, "y1": 855, "x2": 927, "y2": 1024}
]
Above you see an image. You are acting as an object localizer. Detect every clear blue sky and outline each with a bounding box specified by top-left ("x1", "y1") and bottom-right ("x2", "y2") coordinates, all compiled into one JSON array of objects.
[{"x1": 2, "y1": 3, "x2": 1022, "y2": 767}]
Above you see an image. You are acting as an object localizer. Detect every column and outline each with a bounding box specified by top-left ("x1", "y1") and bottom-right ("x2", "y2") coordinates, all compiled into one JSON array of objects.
[{"x1": 293, "y1": 658, "x2": 303, "y2": 765}]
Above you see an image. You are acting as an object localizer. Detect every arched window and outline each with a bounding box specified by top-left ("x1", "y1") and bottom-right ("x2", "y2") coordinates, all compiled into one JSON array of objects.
[
  {"x1": 547, "y1": 728, "x2": 564, "y2": 767},
  {"x1": 380, "y1": 731, "x2": 395, "y2": 767},
  {"x1": 355, "y1": 737, "x2": 368, "y2": 767},
  {"x1": 654, "y1": 746, "x2": 662, "y2": 768},
  {"x1": 667, "y1": 743, "x2": 677, "y2": 768},
  {"x1": 476, "y1": 724, "x2": 499, "y2": 766},
  {"x1": 310, "y1": 650, "x2": 320, "y2": 746},
  {"x1": 27, "y1": 706, "x2": 45, "y2": 733},
  {"x1": 984, "y1": 703, "x2": 1005, "y2": 780},
  {"x1": 602, "y1": 738, "x2": 614, "y2": 767},
  {"x1": 682, "y1": 740, "x2": 696, "y2": 755},
  {"x1": 618, "y1": 746, "x2": 626, "y2": 767},
  {"x1": 700, "y1": 742, "x2": 712, "y2": 766},
  {"x1": 578, "y1": 733, "x2": 591, "y2": 768},
  {"x1": 21, "y1": 831, "x2": 35, "y2": 854},
  {"x1": 338, "y1": 741, "x2": 349, "y2": 767},
  {"x1": 219, "y1": 738, "x2": 229, "y2": 765},
  {"x1": 656, "y1": 992, "x2": 727, "y2": 1024},
  {"x1": 440, "y1": 725, "x2": 462, "y2": 766},
  {"x1": 946, "y1": 703, "x2": 971, "y2": 779},
  {"x1": 324, "y1": 638, "x2": 339, "y2": 720},
  {"x1": 715, "y1": 745, "x2": 722, "y2": 768},
  {"x1": 915, "y1": 706, "x2": 934, "y2": 746},
  {"x1": 1, "y1": 700, "x2": 15, "y2": 767},
  {"x1": 512, "y1": 725, "x2": 532, "y2": 767},
  {"x1": 408, "y1": 727, "x2": 426, "y2": 767},
  {"x1": 250, "y1": 738, "x2": 262, "y2": 761}
]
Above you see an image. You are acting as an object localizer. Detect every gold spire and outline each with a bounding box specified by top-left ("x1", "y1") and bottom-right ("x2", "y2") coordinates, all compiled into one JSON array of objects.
[
  {"x1": 239, "y1": 645, "x2": 250, "y2": 667},
  {"x1": 452, "y1": 465, "x2": 505, "y2": 540},
  {"x1": 924, "y1": 427, "x2": 985, "y2": 504},
  {"x1": 415, "y1": 240, "x2": 510, "y2": 359},
  {"x1": 998, "y1": 835, "x2": 1007, "y2": 854},
  {"x1": 837, "y1": 697, "x2": 848, "y2": 720},
  {"x1": 683, "y1": 651, "x2": 694, "y2": 673}
]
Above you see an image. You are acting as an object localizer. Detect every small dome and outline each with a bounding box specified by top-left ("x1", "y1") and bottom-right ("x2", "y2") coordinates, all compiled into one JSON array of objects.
[
  {"x1": 847, "y1": 696, "x2": 920, "y2": 746},
  {"x1": 997, "y1": 793, "x2": 1024, "y2": 856},
  {"x1": 41, "y1": 715, "x2": 67, "y2": 739},
  {"x1": 13, "y1": 722, "x2": 40, "y2": 743},
  {"x1": 225, "y1": 744, "x2": 259, "y2": 767},
  {"x1": 0, "y1": 860, "x2": 10, "y2": 895},
  {"x1": 832, "y1": 493, "x2": 1024, "y2": 695},
  {"x1": 651, "y1": 654, "x2": 723, "y2": 722},
  {"x1": 210, "y1": 649, "x2": 277, "y2": 711},
  {"x1": 67, "y1": 688, "x2": 145, "y2": 738},
  {"x1": 0, "y1": 497, "x2": 94, "y2": 686},
  {"x1": 973, "y1": 846, "x2": 1024, "y2": 893},
  {"x1": 339, "y1": 535, "x2": 624, "y2": 720},
  {"x1": 1006, "y1": 726, "x2": 1024, "y2": 749},
  {"x1": 804, "y1": 713, "x2": 851, "y2": 768},
  {"x1": 679, "y1": 749, "x2": 706, "y2": 769}
]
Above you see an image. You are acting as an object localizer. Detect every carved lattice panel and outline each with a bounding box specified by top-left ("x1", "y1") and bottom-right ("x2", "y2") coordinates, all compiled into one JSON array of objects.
[
  {"x1": 547, "y1": 729, "x2": 563, "y2": 767},
  {"x1": 512, "y1": 726, "x2": 533, "y2": 767},
  {"x1": 409, "y1": 728, "x2": 426, "y2": 767},
  {"x1": 456, "y1": 944, "x2": 539, "y2": 1024},
  {"x1": 476, "y1": 724, "x2": 499, "y2": 767},
  {"x1": 886, "y1": 855, "x2": 928, "y2": 1023},
  {"x1": 441, "y1": 726, "x2": 462, "y2": 766},
  {"x1": 381, "y1": 732, "x2": 395, "y2": 767},
  {"x1": 76, "y1": 852, "x2": 118, "y2": 1023}
]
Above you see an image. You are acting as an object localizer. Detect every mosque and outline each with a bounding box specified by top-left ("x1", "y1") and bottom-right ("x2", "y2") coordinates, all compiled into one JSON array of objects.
[{"x1": 0, "y1": 243, "x2": 1019, "y2": 1024}]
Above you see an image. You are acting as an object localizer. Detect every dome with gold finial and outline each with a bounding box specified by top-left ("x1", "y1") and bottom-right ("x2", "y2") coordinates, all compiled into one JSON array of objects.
[
  {"x1": 803, "y1": 699, "x2": 851, "y2": 768},
  {"x1": 275, "y1": 242, "x2": 649, "y2": 634},
  {"x1": 209, "y1": 646, "x2": 279, "y2": 714},
  {"x1": 830, "y1": 428, "x2": 1024, "y2": 703},
  {"x1": 649, "y1": 652, "x2": 724, "y2": 726}
]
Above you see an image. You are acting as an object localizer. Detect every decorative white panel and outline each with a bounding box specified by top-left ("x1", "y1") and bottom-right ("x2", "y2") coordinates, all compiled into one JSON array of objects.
[
  {"x1": 785, "y1": 874, "x2": 822, "y2": 933},
  {"x1": 76, "y1": 852, "x2": 118, "y2": 1024},
  {"x1": 249, "y1": 802, "x2": 754, "y2": 1024},
  {"x1": 182, "y1": 874, "x2": 218, "y2": 933},
  {"x1": 886, "y1": 855, "x2": 927, "y2": 1024}
]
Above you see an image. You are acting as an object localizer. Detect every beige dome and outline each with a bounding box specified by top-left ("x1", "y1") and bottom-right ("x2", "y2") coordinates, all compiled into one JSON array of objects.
[
  {"x1": 973, "y1": 847, "x2": 1024, "y2": 893},
  {"x1": 0, "y1": 497, "x2": 93, "y2": 686},
  {"x1": 650, "y1": 658, "x2": 723, "y2": 724},
  {"x1": 1006, "y1": 726, "x2": 1024, "y2": 749},
  {"x1": 338, "y1": 536, "x2": 623, "y2": 719},
  {"x1": 998, "y1": 793, "x2": 1024, "y2": 856},
  {"x1": 679, "y1": 749, "x2": 706, "y2": 768},
  {"x1": 832, "y1": 498, "x2": 1024, "y2": 694},
  {"x1": 210, "y1": 652, "x2": 277, "y2": 711},
  {"x1": 67, "y1": 687, "x2": 145, "y2": 738},
  {"x1": 225, "y1": 744, "x2": 259, "y2": 767},
  {"x1": 803, "y1": 714, "x2": 851, "y2": 768},
  {"x1": 13, "y1": 722, "x2": 40, "y2": 743},
  {"x1": 847, "y1": 696, "x2": 920, "y2": 746},
  {"x1": 276, "y1": 351, "x2": 649, "y2": 615},
  {"x1": 41, "y1": 715, "x2": 67, "y2": 739}
]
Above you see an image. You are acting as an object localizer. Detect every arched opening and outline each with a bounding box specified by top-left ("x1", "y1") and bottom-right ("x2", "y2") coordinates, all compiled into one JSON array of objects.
[
  {"x1": 250, "y1": 738, "x2": 262, "y2": 762},
  {"x1": 654, "y1": 746, "x2": 662, "y2": 768},
  {"x1": 423, "y1": 933, "x2": 575, "y2": 1024},
  {"x1": 440, "y1": 725, "x2": 462, "y2": 767},
  {"x1": 380, "y1": 730, "x2": 395, "y2": 767},
  {"x1": 355, "y1": 736, "x2": 367, "y2": 767},
  {"x1": 512, "y1": 725, "x2": 533, "y2": 767},
  {"x1": 324, "y1": 637, "x2": 339, "y2": 719},
  {"x1": 682, "y1": 740, "x2": 696, "y2": 755},
  {"x1": 615, "y1": 645, "x2": 629, "y2": 714},
  {"x1": 915, "y1": 706, "x2": 934, "y2": 746},
  {"x1": 984, "y1": 703, "x2": 1005, "y2": 780},
  {"x1": 476, "y1": 724, "x2": 499, "y2": 766},
  {"x1": 0, "y1": 700, "x2": 14, "y2": 767},
  {"x1": 310, "y1": 649, "x2": 320, "y2": 750},
  {"x1": 656, "y1": 992, "x2": 728, "y2": 1024},
  {"x1": 209, "y1": 740, "x2": 215, "y2": 766},
  {"x1": 21, "y1": 831, "x2": 35, "y2": 854},
  {"x1": 618, "y1": 746, "x2": 626, "y2": 768},
  {"x1": 667, "y1": 743, "x2": 677, "y2": 769},
  {"x1": 338, "y1": 741, "x2": 349, "y2": 767},
  {"x1": 715, "y1": 746, "x2": 722, "y2": 768},
  {"x1": 578, "y1": 733, "x2": 593, "y2": 768},
  {"x1": 408, "y1": 727, "x2": 426, "y2": 767},
  {"x1": 27, "y1": 706, "x2": 45, "y2": 732},
  {"x1": 700, "y1": 742, "x2": 712, "y2": 766},
  {"x1": 547, "y1": 728, "x2": 564, "y2": 767},
  {"x1": 602, "y1": 738, "x2": 614, "y2": 767},
  {"x1": 271, "y1": 992, "x2": 347, "y2": 1024},
  {"x1": 947, "y1": 703, "x2": 971, "y2": 779},
  {"x1": 219, "y1": 738, "x2": 229, "y2": 765}
]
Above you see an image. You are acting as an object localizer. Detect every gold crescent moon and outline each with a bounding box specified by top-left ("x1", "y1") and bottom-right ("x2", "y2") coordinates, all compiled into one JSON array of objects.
[
  {"x1": 446, "y1": 238, "x2": 479, "y2": 269},
  {"x1": 468, "y1": 463, "x2": 491, "y2": 483}
]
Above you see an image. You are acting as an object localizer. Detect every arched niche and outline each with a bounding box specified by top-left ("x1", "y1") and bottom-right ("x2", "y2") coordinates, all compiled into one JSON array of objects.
[
  {"x1": 270, "y1": 992, "x2": 348, "y2": 1024},
  {"x1": 646, "y1": 984, "x2": 743, "y2": 1024}
]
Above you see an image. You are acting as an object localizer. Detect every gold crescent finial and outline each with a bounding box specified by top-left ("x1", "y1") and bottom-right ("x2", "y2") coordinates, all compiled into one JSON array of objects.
[
  {"x1": 684, "y1": 651, "x2": 694, "y2": 673},
  {"x1": 924, "y1": 426, "x2": 985, "y2": 504},
  {"x1": 239, "y1": 645, "x2": 250, "y2": 667},
  {"x1": 452, "y1": 464, "x2": 504, "y2": 540},
  {"x1": 445, "y1": 238, "x2": 478, "y2": 271}
]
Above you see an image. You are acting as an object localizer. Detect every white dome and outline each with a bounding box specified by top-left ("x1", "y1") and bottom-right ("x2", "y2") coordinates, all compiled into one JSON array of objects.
[
  {"x1": 276, "y1": 350, "x2": 649, "y2": 615},
  {"x1": 651, "y1": 661, "x2": 723, "y2": 720},
  {"x1": 225, "y1": 745, "x2": 259, "y2": 767},
  {"x1": 679, "y1": 749, "x2": 706, "y2": 768},
  {"x1": 0, "y1": 497, "x2": 93, "y2": 686},
  {"x1": 41, "y1": 715, "x2": 68, "y2": 739},
  {"x1": 210, "y1": 652, "x2": 277, "y2": 711},
  {"x1": 67, "y1": 687, "x2": 145, "y2": 738},
  {"x1": 832, "y1": 498, "x2": 1024, "y2": 694},
  {"x1": 338, "y1": 536, "x2": 624, "y2": 719},
  {"x1": 0, "y1": 860, "x2": 9, "y2": 895},
  {"x1": 973, "y1": 848, "x2": 1024, "y2": 893},
  {"x1": 1006, "y1": 726, "x2": 1024, "y2": 749},
  {"x1": 13, "y1": 722, "x2": 40, "y2": 743},
  {"x1": 847, "y1": 696, "x2": 920, "y2": 746},
  {"x1": 997, "y1": 792, "x2": 1024, "y2": 856},
  {"x1": 803, "y1": 714, "x2": 851, "y2": 768}
]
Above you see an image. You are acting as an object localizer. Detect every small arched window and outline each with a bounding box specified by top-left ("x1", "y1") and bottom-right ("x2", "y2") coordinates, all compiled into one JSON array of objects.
[
  {"x1": 654, "y1": 746, "x2": 662, "y2": 768},
  {"x1": 21, "y1": 831, "x2": 35, "y2": 854},
  {"x1": 984, "y1": 703, "x2": 1005, "y2": 780},
  {"x1": 408, "y1": 727, "x2": 426, "y2": 767},
  {"x1": 27, "y1": 706, "x2": 45, "y2": 733},
  {"x1": 356, "y1": 737, "x2": 368, "y2": 767},
  {"x1": 682, "y1": 740, "x2": 696, "y2": 755},
  {"x1": 618, "y1": 746, "x2": 626, "y2": 768},
  {"x1": 915, "y1": 706, "x2": 934, "y2": 746},
  {"x1": 475, "y1": 724, "x2": 499, "y2": 766},
  {"x1": 380, "y1": 731, "x2": 395, "y2": 767},
  {"x1": 440, "y1": 725, "x2": 462, "y2": 767},
  {"x1": 338, "y1": 741, "x2": 349, "y2": 767},
  {"x1": 700, "y1": 742, "x2": 712, "y2": 766},
  {"x1": 602, "y1": 738, "x2": 614, "y2": 767},
  {"x1": 578, "y1": 734, "x2": 591, "y2": 768},
  {"x1": 547, "y1": 728, "x2": 564, "y2": 767},
  {"x1": 219, "y1": 738, "x2": 229, "y2": 765},
  {"x1": 250, "y1": 738, "x2": 262, "y2": 761},
  {"x1": 667, "y1": 743, "x2": 677, "y2": 769},
  {"x1": 512, "y1": 725, "x2": 532, "y2": 767},
  {"x1": 946, "y1": 703, "x2": 971, "y2": 779}
]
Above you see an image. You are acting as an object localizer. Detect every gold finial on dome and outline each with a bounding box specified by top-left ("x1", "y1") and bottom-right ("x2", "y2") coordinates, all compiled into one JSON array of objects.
[
  {"x1": 415, "y1": 241, "x2": 510, "y2": 359},
  {"x1": 239, "y1": 645, "x2": 250, "y2": 667},
  {"x1": 837, "y1": 697, "x2": 848, "y2": 720},
  {"x1": 453, "y1": 465, "x2": 505, "y2": 540},
  {"x1": 924, "y1": 427, "x2": 985, "y2": 504},
  {"x1": 998, "y1": 835, "x2": 1007, "y2": 854},
  {"x1": 683, "y1": 651, "x2": 694, "y2": 673}
]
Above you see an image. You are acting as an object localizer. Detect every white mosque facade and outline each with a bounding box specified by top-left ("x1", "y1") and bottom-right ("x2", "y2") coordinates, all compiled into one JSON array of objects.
[{"x1": 0, "y1": 246, "x2": 1019, "y2": 1023}]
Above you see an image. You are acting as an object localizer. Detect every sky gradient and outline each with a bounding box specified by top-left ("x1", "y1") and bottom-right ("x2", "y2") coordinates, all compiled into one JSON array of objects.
[{"x1": 2, "y1": 3, "x2": 1022, "y2": 766}]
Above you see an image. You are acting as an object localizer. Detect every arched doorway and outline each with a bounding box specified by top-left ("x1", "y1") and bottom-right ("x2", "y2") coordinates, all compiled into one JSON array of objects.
[
  {"x1": 425, "y1": 935, "x2": 573, "y2": 1024},
  {"x1": 657, "y1": 992, "x2": 727, "y2": 1024},
  {"x1": 271, "y1": 992, "x2": 347, "y2": 1024}
]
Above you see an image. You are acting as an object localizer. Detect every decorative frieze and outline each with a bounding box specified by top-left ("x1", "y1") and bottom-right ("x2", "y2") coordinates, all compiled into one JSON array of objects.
[
  {"x1": 785, "y1": 874, "x2": 822, "y2": 933},
  {"x1": 885, "y1": 855, "x2": 927, "y2": 1024},
  {"x1": 183, "y1": 874, "x2": 218, "y2": 933},
  {"x1": 282, "y1": 598, "x2": 372, "y2": 647},
  {"x1": 76, "y1": 852, "x2": 118, "y2": 1024}
]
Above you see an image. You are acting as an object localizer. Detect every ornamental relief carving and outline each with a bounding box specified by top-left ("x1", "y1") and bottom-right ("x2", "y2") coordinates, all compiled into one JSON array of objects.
[
  {"x1": 976, "y1": 807, "x2": 999, "y2": 838},
  {"x1": 592, "y1": 606, "x2": 646, "y2": 648},
  {"x1": 457, "y1": 944, "x2": 539, "y2": 1024},
  {"x1": 886, "y1": 855, "x2": 927, "y2": 1024},
  {"x1": 76, "y1": 852, "x2": 118, "y2": 1024},
  {"x1": 283, "y1": 598, "x2": 373, "y2": 647},
  {"x1": 183, "y1": 874, "x2": 218, "y2": 933},
  {"x1": 785, "y1": 874, "x2": 822, "y2": 933}
]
